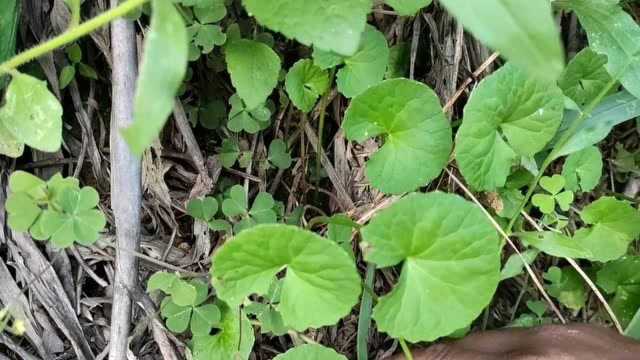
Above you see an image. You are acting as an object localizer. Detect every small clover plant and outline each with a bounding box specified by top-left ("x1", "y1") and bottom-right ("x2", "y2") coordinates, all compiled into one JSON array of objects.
[{"x1": 531, "y1": 175, "x2": 574, "y2": 215}]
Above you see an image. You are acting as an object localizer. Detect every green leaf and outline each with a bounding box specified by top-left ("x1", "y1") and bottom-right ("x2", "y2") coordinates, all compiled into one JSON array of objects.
[
  {"x1": 198, "y1": 100, "x2": 226, "y2": 129},
  {"x1": 6, "y1": 192, "x2": 41, "y2": 232},
  {"x1": 187, "y1": 197, "x2": 219, "y2": 222},
  {"x1": 519, "y1": 231, "x2": 592, "y2": 259},
  {"x1": 385, "y1": 0, "x2": 432, "y2": 16},
  {"x1": 342, "y1": 79, "x2": 452, "y2": 194},
  {"x1": 170, "y1": 279, "x2": 198, "y2": 307},
  {"x1": 574, "y1": 197, "x2": 640, "y2": 262},
  {"x1": 212, "y1": 224, "x2": 361, "y2": 330},
  {"x1": 225, "y1": 39, "x2": 280, "y2": 110},
  {"x1": 66, "y1": 43, "x2": 82, "y2": 64},
  {"x1": 193, "y1": 1, "x2": 226, "y2": 23},
  {"x1": 241, "y1": 0, "x2": 372, "y2": 56},
  {"x1": 274, "y1": 344, "x2": 347, "y2": 360},
  {"x1": 597, "y1": 256, "x2": 640, "y2": 327},
  {"x1": 312, "y1": 48, "x2": 344, "y2": 70},
  {"x1": 555, "y1": 91, "x2": 640, "y2": 157},
  {"x1": 219, "y1": 138, "x2": 240, "y2": 168},
  {"x1": 559, "y1": 0, "x2": 640, "y2": 99},
  {"x1": 0, "y1": 0, "x2": 19, "y2": 86},
  {"x1": 248, "y1": 192, "x2": 277, "y2": 224},
  {"x1": 455, "y1": 64, "x2": 564, "y2": 191},
  {"x1": 147, "y1": 271, "x2": 179, "y2": 293},
  {"x1": 539, "y1": 175, "x2": 565, "y2": 195},
  {"x1": 191, "y1": 23, "x2": 226, "y2": 54},
  {"x1": 192, "y1": 305, "x2": 255, "y2": 360},
  {"x1": 544, "y1": 266, "x2": 586, "y2": 311},
  {"x1": 285, "y1": 59, "x2": 329, "y2": 112},
  {"x1": 122, "y1": 0, "x2": 188, "y2": 155},
  {"x1": 532, "y1": 193, "x2": 555, "y2": 214},
  {"x1": 268, "y1": 139, "x2": 292, "y2": 169},
  {"x1": 559, "y1": 47, "x2": 615, "y2": 107},
  {"x1": 0, "y1": 73, "x2": 62, "y2": 152},
  {"x1": 336, "y1": 25, "x2": 389, "y2": 98},
  {"x1": 385, "y1": 42, "x2": 410, "y2": 79},
  {"x1": 562, "y1": 146, "x2": 603, "y2": 192},
  {"x1": 161, "y1": 298, "x2": 192, "y2": 333},
  {"x1": 439, "y1": 0, "x2": 563, "y2": 81},
  {"x1": 362, "y1": 192, "x2": 501, "y2": 342},
  {"x1": 191, "y1": 303, "x2": 221, "y2": 335},
  {"x1": 9, "y1": 170, "x2": 46, "y2": 199},
  {"x1": 500, "y1": 249, "x2": 538, "y2": 281},
  {"x1": 59, "y1": 65, "x2": 76, "y2": 90},
  {"x1": 221, "y1": 185, "x2": 247, "y2": 217},
  {"x1": 0, "y1": 121, "x2": 23, "y2": 157},
  {"x1": 77, "y1": 63, "x2": 98, "y2": 80},
  {"x1": 227, "y1": 94, "x2": 272, "y2": 133},
  {"x1": 555, "y1": 191, "x2": 574, "y2": 212}
]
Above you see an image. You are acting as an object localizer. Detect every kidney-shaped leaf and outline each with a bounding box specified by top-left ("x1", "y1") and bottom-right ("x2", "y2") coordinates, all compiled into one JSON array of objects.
[
  {"x1": 558, "y1": 47, "x2": 614, "y2": 107},
  {"x1": 122, "y1": 0, "x2": 188, "y2": 155},
  {"x1": 455, "y1": 63, "x2": 564, "y2": 191},
  {"x1": 273, "y1": 344, "x2": 347, "y2": 360},
  {"x1": 385, "y1": 0, "x2": 432, "y2": 16},
  {"x1": 212, "y1": 224, "x2": 361, "y2": 331},
  {"x1": 0, "y1": 72, "x2": 62, "y2": 152},
  {"x1": 241, "y1": 0, "x2": 371, "y2": 56},
  {"x1": 439, "y1": 0, "x2": 564, "y2": 81},
  {"x1": 226, "y1": 39, "x2": 281, "y2": 110},
  {"x1": 574, "y1": 197, "x2": 640, "y2": 262},
  {"x1": 285, "y1": 59, "x2": 329, "y2": 112},
  {"x1": 361, "y1": 192, "x2": 501, "y2": 342},
  {"x1": 343, "y1": 79, "x2": 452, "y2": 194}
]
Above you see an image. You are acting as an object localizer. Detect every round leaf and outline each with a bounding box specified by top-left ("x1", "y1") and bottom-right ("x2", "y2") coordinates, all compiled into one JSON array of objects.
[
  {"x1": 192, "y1": 305, "x2": 255, "y2": 360},
  {"x1": 342, "y1": 79, "x2": 452, "y2": 194},
  {"x1": 6, "y1": 192, "x2": 41, "y2": 232},
  {"x1": 285, "y1": 59, "x2": 329, "y2": 112},
  {"x1": 361, "y1": 192, "x2": 501, "y2": 342},
  {"x1": 161, "y1": 299, "x2": 192, "y2": 333},
  {"x1": 147, "y1": 272, "x2": 179, "y2": 293},
  {"x1": 191, "y1": 303, "x2": 221, "y2": 335},
  {"x1": 212, "y1": 224, "x2": 361, "y2": 331},
  {"x1": 559, "y1": 47, "x2": 614, "y2": 107},
  {"x1": 273, "y1": 344, "x2": 347, "y2": 360},
  {"x1": 455, "y1": 63, "x2": 564, "y2": 191}
]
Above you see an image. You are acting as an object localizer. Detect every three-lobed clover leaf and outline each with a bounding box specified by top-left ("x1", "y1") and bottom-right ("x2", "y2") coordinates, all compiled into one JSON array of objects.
[
  {"x1": 187, "y1": 197, "x2": 218, "y2": 222},
  {"x1": 361, "y1": 192, "x2": 501, "y2": 342},
  {"x1": 212, "y1": 224, "x2": 362, "y2": 331},
  {"x1": 241, "y1": 0, "x2": 371, "y2": 56},
  {"x1": 122, "y1": 0, "x2": 188, "y2": 155},
  {"x1": 148, "y1": 271, "x2": 198, "y2": 306},
  {"x1": 0, "y1": 72, "x2": 62, "y2": 155},
  {"x1": 157, "y1": 279, "x2": 221, "y2": 335},
  {"x1": 192, "y1": 304, "x2": 255, "y2": 360},
  {"x1": 221, "y1": 185, "x2": 278, "y2": 233},
  {"x1": 455, "y1": 63, "x2": 564, "y2": 191},
  {"x1": 342, "y1": 78, "x2": 452, "y2": 194},
  {"x1": 558, "y1": 47, "x2": 615, "y2": 108},
  {"x1": 561, "y1": 146, "x2": 603, "y2": 192},
  {"x1": 543, "y1": 266, "x2": 586, "y2": 311},
  {"x1": 335, "y1": 25, "x2": 389, "y2": 98},
  {"x1": 531, "y1": 175, "x2": 574, "y2": 215},
  {"x1": 284, "y1": 59, "x2": 330, "y2": 112},
  {"x1": 267, "y1": 139, "x2": 292, "y2": 170},
  {"x1": 225, "y1": 39, "x2": 280, "y2": 110},
  {"x1": 273, "y1": 344, "x2": 347, "y2": 360},
  {"x1": 219, "y1": 138, "x2": 240, "y2": 168},
  {"x1": 227, "y1": 94, "x2": 272, "y2": 134}
]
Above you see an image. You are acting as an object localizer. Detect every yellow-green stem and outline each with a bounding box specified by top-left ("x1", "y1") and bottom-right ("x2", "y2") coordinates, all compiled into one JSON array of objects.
[
  {"x1": 0, "y1": 0, "x2": 148, "y2": 74},
  {"x1": 399, "y1": 338, "x2": 414, "y2": 360}
]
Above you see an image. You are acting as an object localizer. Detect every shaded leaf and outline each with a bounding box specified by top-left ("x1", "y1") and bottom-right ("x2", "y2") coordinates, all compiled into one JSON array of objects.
[
  {"x1": 267, "y1": 139, "x2": 292, "y2": 169},
  {"x1": 559, "y1": 47, "x2": 615, "y2": 107},
  {"x1": 192, "y1": 304, "x2": 255, "y2": 360},
  {"x1": 187, "y1": 197, "x2": 219, "y2": 222},
  {"x1": 285, "y1": 59, "x2": 329, "y2": 112},
  {"x1": 273, "y1": 344, "x2": 347, "y2": 360},
  {"x1": 562, "y1": 146, "x2": 603, "y2": 192},
  {"x1": 544, "y1": 266, "x2": 586, "y2": 311}
]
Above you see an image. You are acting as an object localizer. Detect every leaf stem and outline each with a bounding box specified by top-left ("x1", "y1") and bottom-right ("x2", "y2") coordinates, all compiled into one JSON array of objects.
[
  {"x1": 357, "y1": 263, "x2": 376, "y2": 360},
  {"x1": 399, "y1": 338, "x2": 414, "y2": 360},
  {"x1": 0, "y1": 0, "x2": 149, "y2": 74}
]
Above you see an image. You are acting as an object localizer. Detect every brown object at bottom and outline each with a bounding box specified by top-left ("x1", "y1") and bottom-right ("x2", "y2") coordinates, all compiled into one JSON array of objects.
[{"x1": 392, "y1": 324, "x2": 640, "y2": 360}]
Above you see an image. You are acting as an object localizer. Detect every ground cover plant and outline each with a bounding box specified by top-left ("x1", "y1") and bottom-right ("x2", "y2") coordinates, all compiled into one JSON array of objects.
[{"x1": 1, "y1": 0, "x2": 640, "y2": 359}]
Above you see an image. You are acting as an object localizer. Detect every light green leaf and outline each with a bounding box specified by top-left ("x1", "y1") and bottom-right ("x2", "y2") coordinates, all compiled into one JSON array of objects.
[
  {"x1": 519, "y1": 231, "x2": 592, "y2": 259},
  {"x1": 274, "y1": 344, "x2": 347, "y2": 360},
  {"x1": 532, "y1": 193, "x2": 555, "y2": 214},
  {"x1": 560, "y1": 0, "x2": 640, "y2": 99},
  {"x1": 225, "y1": 39, "x2": 280, "y2": 110},
  {"x1": 193, "y1": 0, "x2": 226, "y2": 23},
  {"x1": 439, "y1": 0, "x2": 563, "y2": 81},
  {"x1": 555, "y1": 191, "x2": 574, "y2": 212},
  {"x1": 268, "y1": 139, "x2": 292, "y2": 169},
  {"x1": 122, "y1": 0, "x2": 188, "y2": 155},
  {"x1": 187, "y1": 197, "x2": 219, "y2": 222},
  {"x1": 212, "y1": 224, "x2": 361, "y2": 330},
  {"x1": 562, "y1": 146, "x2": 603, "y2": 192},
  {"x1": 9, "y1": 170, "x2": 46, "y2": 198},
  {"x1": 0, "y1": 73, "x2": 62, "y2": 152},
  {"x1": 385, "y1": 0, "x2": 432, "y2": 16},
  {"x1": 147, "y1": 271, "x2": 179, "y2": 293},
  {"x1": 6, "y1": 192, "x2": 41, "y2": 232},
  {"x1": 227, "y1": 94, "x2": 272, "y2": 133},
  {"x1": 170, "y1": 279, "x2": 198, "y2": 307},
  {"x1": 161, "y1": 298, "x2": 192, "y2": 333},
  {"x1": 544, "y1": 266, "x2": 586, "y2": 311},
  {"x1": 342, "y1": 79, "x2": 452, "y2": 194},
  {"x1": 285, "y1": 59, "x2": 329, "y2": 112},
  {"x1": 555, "y1": 91, "x2": 640, "y2": 157},
  {"x1": 241, "y1": 0, "x2": 372, "y2": 56},
  {"x1": 336, "y1": 25, "x2": 389, "y2": 98},
  {"x1": 191, "y1": 23, "x2": 226, "y2": 54},
  {"x1": 362, "y1": 192, "x2": 501, "y2": 342},
  {"x1": 500, "y1": 249, "x2": 538, "y2": 281},
  {"x1": 539, "y1": 175, "x2": 565, "y2": 195},
  {"x1": 312, "y1": 48, "x2": 344, "y2": 70},
  {"x1": 0, "y1": 121, "x2": 23, "y2": 157},
  {"x1": 574, "y1": 197, "x2": 640, "y2": 262},
  {"x1": 191, "y1": 303, "x2": 221, "y2": 335},
  {"x1": 559, "y1": 47, "x2": 615, "y2": 107},
  {"x1": 59, "y1": 65, "x2": 76, "y2": 90},
  {"x1": 221, "y1": 185, "x2": 247, "y2": 217},
  {"x1": 455, "y1": 64, "x2": 564, "y2": 191},
  {"x1": 248, "y1": 192, "x2": 277, "y2": 224},
  {"x1": 192, "y1": 305, "x2": 255, "y2": 360}
]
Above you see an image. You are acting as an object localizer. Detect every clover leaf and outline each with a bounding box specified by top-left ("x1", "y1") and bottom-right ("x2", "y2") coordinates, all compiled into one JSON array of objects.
[
  {"x1": 147, "y1": 272, "x2": 198, "y2": 307},
  {"x1": 561, "y1": 146, "x2": 603, "y2": 192},
  {"x1": 189, "y1": 23, "x2": 226, "y2": 56},
  {"x1": 225, "y1": 39, "x2": 280, "y2": 110},
  {"x1": 267, "y1": 139, "x2": 292, "y2": 170},
  {"x1": 544, "y1": 266, "x2": 586, "y2": 311},
  {"x1": 455, "y1": 63, "x2": 564, "y2": 191},
  {"x1": 284, "y1": 59, "x2": 329, "y2": 112},
  {"x1": 273, "y1": 344, "x2": 347, "y2": 360},
  {"x1": 531, "y1": 175, "x2": 574, "y2": 214},
  {"x1": 227, "y1": 94, "x2": 272, "y2": 134},
  {"x1": 158, "y1": 279, "x2": 220, "y2": 335},
  {"x1": 219, "y1": 138, "x2": 240, "y2": 168},
  {"x1": 361, "y1": 192, "x2": 501, "y2": 342},
  {"x1": 342, "y1": 78, "x2": 452, "y2": 194},
  {"x1": 212, "y1": 224, "x2": 361, "y2": 331},
  {"x1": 0, "y1": 72, "x2": 62, "y2": 153},
  {"x1": 241, "y1": 0, "x2": 371, "y2": 56},
  {"x1": 192, "y1": 304, "x2": 254, "y2": 360},
  {"x1": 187, "y1": 197, "x2": 219, "y2": 222},
  {"x1": 335, "y1": 25, "x2": 389, "y2": 98},
  {"x1": 221, "y1": 185, "x2": 277, "y2": 233},
  {"x1": 6, "y1": 192, "x2": 41, "y2": 232}
]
